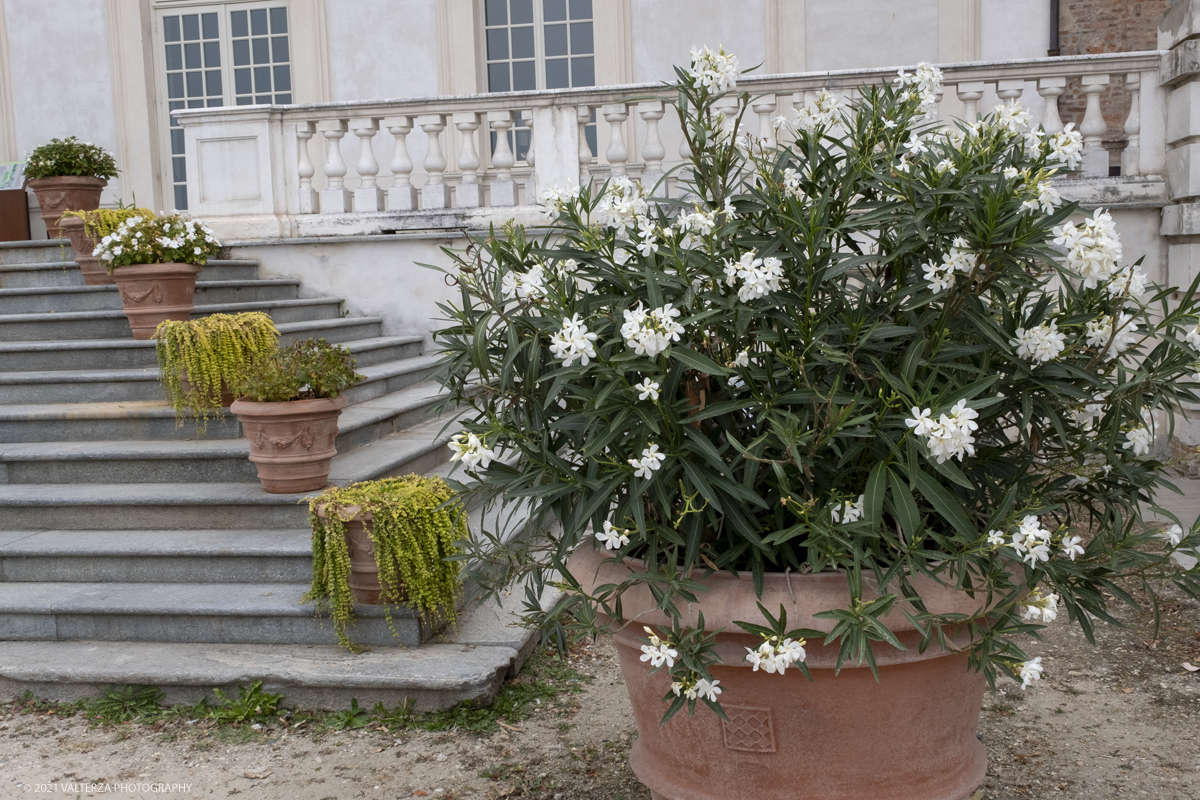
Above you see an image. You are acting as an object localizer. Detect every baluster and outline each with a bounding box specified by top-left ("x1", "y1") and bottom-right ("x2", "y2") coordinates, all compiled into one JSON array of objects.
[
  {"x1": 1122, "y1": 72, "x2": 1142, "y2": 177},
  {"x1": 751, "y1": 95, "x2": 777, "y2": 148},
  {"x1": 384, "y1": 115, "x2": 417, "y2": 211},
  {"x1": 1037, "y1": 77, "x2": 1066, "y2": 134},
  {"x1": 295, "y1": 121, "x2": 318, "y2": 214},
  {"x1": 317, "y1": 118, "x2": 351, "y2": 214},
  {"x1": 1080, "y1": 73, "x2": 1111, "y2": 177},
  {"x1": 454, "y1": 111, "x2": 482, "y2": 208},
  {"x1": 522, "y1": 110, "x2": 536, "y2": 202},
  {"x1": 577, "y1": 105, "x2": 594, "y2": 191},
  {"x1": 416, "y1": 114, "x2": 450, "y2": 209},
  {"x1": 996, "y1": 80, "x2": 1025, "y2": 107},
  {"x1": 602, "y1": 103, "x2": 629, "y2": 177},
  {"x1": 956, "y1": 82, "x2": 985, "y2": 122},
  {"x1": 638, "y1": 100, "x2": 666, "y2": 189},
  {"x1": 487, "y1": 110, "x2": 517, "y2": 206},
  {"x1": 715, "y1": 95, "x2": 739, "y2": 138},
  {"x1": 349, "y1": 117, "x2": 382, "y2": 213}
]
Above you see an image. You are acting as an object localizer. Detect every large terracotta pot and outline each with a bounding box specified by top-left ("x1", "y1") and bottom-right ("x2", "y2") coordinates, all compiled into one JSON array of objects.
[
  {"x1": 231, "y1": 395, "x2": 348, "y2": 493},
  {"x1": 570, "y1": 546, "x2": 989, "y2": 800},
  {"x1": 26, "y1": 176, "x2": 106, "y2": 238},
  {"x1": 314, "y1": 505, "x2": 411, "y2": 604},
  {"x1": 110, "y1": 262, "x2": 201, "y2": 339},
  {"x1": 57, "y1": 216, "x2": 114, "y2": 285}
]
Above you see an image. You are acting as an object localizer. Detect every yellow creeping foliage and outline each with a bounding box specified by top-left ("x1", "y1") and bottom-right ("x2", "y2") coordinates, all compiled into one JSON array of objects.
[
  {"x1": 61, "y1": 207, "x2": 155, "y2": 242},
  {"x1": 154, "y1": 312, "x2": 279, "y2": 425},
  {"x1": 306, "y1": 475, "x2": 467, "y2": 652}
]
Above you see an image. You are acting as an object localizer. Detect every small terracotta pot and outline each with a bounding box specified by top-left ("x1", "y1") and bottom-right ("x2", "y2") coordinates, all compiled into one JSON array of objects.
[
  {"x1": 570, "y1": 546, "x2": 989, "y2": 800},
  {"x1": 27, "y1": 176, "x2": 106, "y2": 238},
  {"x1": 110, "y1": 262, "x2": 201, "y2": 340},
  {"x1": 57, "y1": 216, "x2": 114, "y2": 285},
  {"x1": 231, "y1": 395, "x2": 348, "y2": 493},
  {"x1": 315, "y1": 505, "x2": 411, "y2": 604}
]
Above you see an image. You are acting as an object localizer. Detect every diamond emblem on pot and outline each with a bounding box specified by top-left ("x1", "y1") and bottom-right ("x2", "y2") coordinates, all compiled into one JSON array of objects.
[{"x1": 721, "y1": 705, "x2": 776, "y2": 752}]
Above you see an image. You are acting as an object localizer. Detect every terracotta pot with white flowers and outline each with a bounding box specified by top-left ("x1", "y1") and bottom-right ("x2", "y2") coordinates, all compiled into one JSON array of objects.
[
  {"x1": 434, "y1": 48, "x2": 1200, "y2": 800},
  {"x1": 93, "y1": 214, "x2": 221, "y2": 339},
  {"x1": 24, "y1": 136, "x2": 118, "y2": 237}
]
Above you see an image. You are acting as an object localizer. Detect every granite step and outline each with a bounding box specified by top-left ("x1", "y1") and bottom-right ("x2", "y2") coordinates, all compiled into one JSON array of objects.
[
  {"x1": 0, "y1": 258, "x2": 261, "y2": 288},
  {"x1": 0, "y1": 279, "x2": 301, "y2": 314},
  {"x1": 0, "y1": 240, "x2": 77, "y2": 266}
]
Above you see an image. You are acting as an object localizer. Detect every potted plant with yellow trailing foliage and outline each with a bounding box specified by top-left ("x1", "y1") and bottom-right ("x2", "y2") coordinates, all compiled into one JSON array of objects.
[
  {"x1": 431, "y1": 48, "x2": 1200, "y2": 800},
  {"x1": 24, "y1": 136, "x2": 118, "y2": 237},
  {"x1": 59, "y1": 206, "x2": 155, "y2": 285},
  {"x1": 305, "y1": 475, "x2": 467, "y2": 652}
]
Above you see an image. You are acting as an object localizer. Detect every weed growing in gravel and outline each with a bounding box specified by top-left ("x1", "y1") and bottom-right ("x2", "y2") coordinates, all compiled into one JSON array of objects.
[
  {"x1": 202, "y1": 681, "x2": 284, "y2": 725},
  {"x1": 327, "y1": 698, "x2": 371, "y2": 730},
  {"x1": 85, "y1": 686, "x2": 165, "y2": 724}
]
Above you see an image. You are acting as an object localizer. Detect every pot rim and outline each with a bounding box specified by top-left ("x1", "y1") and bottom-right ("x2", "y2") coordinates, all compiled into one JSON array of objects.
[
  {"x1": 109, "y1": 261, "x2": 203, "y2": 275},
  {"x1": 231, "y1": 394, "x2": 350, "y2": 415},
  {"x1": 26, "y1": 175, "x2": 109, "y2": 187}
]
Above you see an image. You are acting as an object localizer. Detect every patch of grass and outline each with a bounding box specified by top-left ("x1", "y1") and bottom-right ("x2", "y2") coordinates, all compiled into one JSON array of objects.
[
  {"x1": 204, "y1": 681, "x2": 284, "y2": 725},
  {"x1": 985, "y1": 702, "x2": 1016, "y2": 716},
  {"x1": 211, "y1": 725, "x2": 262, "y2": 745},
  {"x1": 326, "y1": 698, "x2": 370, "y2": 731},
  {"x1": 83, "y1": 686, "x2": 164, "y2": 725}
]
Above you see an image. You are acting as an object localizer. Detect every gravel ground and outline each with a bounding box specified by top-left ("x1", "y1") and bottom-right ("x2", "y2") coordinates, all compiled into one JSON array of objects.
[{"x1": 2, "y1": 586, "x2": 1198, "y2": 800}]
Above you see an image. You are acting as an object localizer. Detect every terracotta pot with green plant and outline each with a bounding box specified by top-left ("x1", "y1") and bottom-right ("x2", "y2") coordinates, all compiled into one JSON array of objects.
[
  {"x1": 59, "y1": 207, "x2": 155, "y2": 285},
  {"x1": 155, "y1": 312, "x2": 279, "y2": 423},
  {"x1": 305, "y1": 474, "x2": 467, "y2": 651},
  {"x1": 24, "y1": 136, "x2": 118, "y2": 237},
  {"x1": 92, "y1": 213, "x2": 222, "y2": 339},
  {"x1": 231, "y1": 338, "x2": 363, "y2": 493}
]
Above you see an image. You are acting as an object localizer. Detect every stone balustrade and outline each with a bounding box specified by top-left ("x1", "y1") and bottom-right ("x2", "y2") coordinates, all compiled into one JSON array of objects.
[{"x1": 173, "y1": 51, "x2": 1164, "y2": 240}]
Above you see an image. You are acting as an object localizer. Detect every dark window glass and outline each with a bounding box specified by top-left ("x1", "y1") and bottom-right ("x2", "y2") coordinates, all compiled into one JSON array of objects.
[
  {"x1": 485, "y1": 0, "x2": 506, "y2": 25},
  {"x1": 173, "y1": 156, "x2": 187, "y2": 183},
  {"x1": 231, "y1": 10, "x2": 248, "y2": 37},
  {"x1": 271, "y1": 35, "x2": 288, "y2": 62},
  {"x1": 585, "y1": 124, "x2": 597, "y2": 156},
  {"x1": 269, "y1": 7, "x2": 287, "y2": 33},
  {"x1": 487, "y1": 62, "x2": 510, "y2": 92},
  {"x1": 168, "y1": 99, "x2": 185, "y2": 120},
  {"x1": 254, "y1": 66, "x2": 272, "y2": 92},
  {"x1": 569, "y1": 0, "x2": 591, "y2": 19},
  {"x1": 184, "y1": 42, "x2": 201, "y2": 69},
  {"x1": 511, "y1": 26, "x2": 534, "y2": 59},
  {"x1": 250, "y1": 8, "x2": 268, "y2": 35},
  {"x1": 544, "y1": 24, "x2": 567, "y2": 57},
  {"x1": 163, "y1": 16, "x2": 180, "y2": 42},
  {"x1": 486, "y1": 28, "x2": 508, "y2": 60},
  {"x1": 167, "y1": 72, "x2": 184, "y2": 99},
  {"x1": 252, "y1": 38, "x2": 269, "y2": 64},
  {"x1": 207, "y1": 97, "x2": 223, "y2": 107},
  {"x1": 188, "y1": 98, "x2": 204, "y2": 108},
  {"x1": 165, "y1": 44, "x2": 182, "y2": 71},
  {"x1": 273, "y1": 65, "x2": 291, "y2": 91},
  {"x1": 205, "y1": 69, "x2": 222, "y2": 96},
  {"x1": 236, "y1": 95, "x2": 253, "y2": 106},
  {"x1": 571, "y1": 56, "x2": 594, "y2": 86},
  {"x1": 201, "y1": 12, "x2": 218, "y2": 39},
  {"x1": 275, "y1": 93, "x2": 291, "y2": 104},
  {"x1": 233, "y1": 39, "x2": 250, "y2": 66},
  {"x1": 255, "y1": 94, "x2": 271, "y2": 104},
  {"x1": 512, "y1": 60, "x2": 535, "y2": 91},
  {"x1": 544, "y1": 0, "x2": 566, "y2": 22},
  {"x1": 203, "y1": 41, "x2": 220, "y2": 67},
  {"x1": 570, "y1": 22, "x2": 592, "y2": 54},
  {"x1": 234, "y1": 68, "x2": 251, "y2": 94},
  {"x1": 515, "y1": 128, "x2": 530, "y2": 161},
  {"x1": 170, "y1": 128, "x2": 185, "y2": 155},
  {"x1": 182, "y1": 14, "x2": 199, "y2": 40},
  {"x1": 186, "y1": 71, "x2": 203, "y2": 97},
  {"x1": 174, "y1": 184, "x2": 188, "y2": 211},
  {"x1": 510, "y1": 0, "x2": 533, "y2": 25},
  {"x1": 545, "y1": 58, "x2": 568, "y2": 89}
]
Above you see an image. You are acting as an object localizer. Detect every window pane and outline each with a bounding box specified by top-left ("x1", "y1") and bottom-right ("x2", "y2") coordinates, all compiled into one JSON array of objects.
[
  {"x1": 275, "y1": 93, "x2": 291, "y2": 104},
  {"x1": 486, "y1": 28, "x2": 508, "y2": 60},
  {"x1": 254, "y1": 66, "x2": 272, "y2": 93},
  {"x1": 273, "y1": 65, "x2": 291, "y2": 91},
  {"x1": 163, "y1": 16, "x2": 180, "y2": 42},
  {"x1": 184, "y1": 42, "x2": 201, "y2": 69},
  {"x1": 569, "y1": 0, "x2": 592, "y2": 19},
  {"x1": 201, "y1": 12, "x2": 218, "y2": 39},
  {"x1": 250, "y1": 8, "x2": 268, "y2": 35},
  {"x1": 233, "y1": 39, "x2": 250, "y2": 66},
  {"x1": 165, "y1": 44, "x2": 182, "y2": 71},
  {"x1": 167, "y1": 73, "x2": 184, "y2": 98},
  {"x1": 571, "y1": 56, "x2": 594, "y2": 87},
  {"x1": 269, "y1": 7, "x2": 288, "y2": 33},
  {"x1": 544, "y1": 24, "x2": 567, "y2": 57},
  {"x1": 169, "y1": 100, "x2": 185, "y2": 117},
  {"x1": 515, "y1": 128, "x2": 530, "y2": 161},
  {"x1": 235, "y1": 68, "x2": 252, "y2": 94},
  {"x1": 182, "y1": 14, "x2": 199, "y2": 40},
  {"x1": 570, "y1": 22, "x2": 593, "y2": 54},
  {"x1": 170, "y1": 128, "x2": 185, "y2": 155},
  {"x1": 255, "y1": 94, "x2": 271, "y2": 104},
  {"x1": 487, "y1": 62, "x2": 510, "y2": 92},
  {"x1": 512, "y1": 60, "x2": 535, "y2": 91},
  {"x1": 585, "y1": 123, "x2": 597, "y2": 157},
  {"x1": 174, "y1": 184, "x2": 188, "y2": 211},
  {"x1": 510, "y1": 0, "x2": 533, "y2": 25},
  {"x1": 231, "y1": 9, "x2": 248, "y2": 37},
  {"x1": 207, "y1": 97, "x2": 223, "y2": 107},
  {"x1": 544, "y1": 0, "x2": 566, "y2": 22},
  {"x1": 203, "y1": 40, "x2": 221, "y2": 67},
  {"x1": 271, "y1": 35, "x2": 289, "y2": 62},
  {"x1": 188, "y1": 98, "x2": 204, "y2": 108},
  {"x1": 252, "y1": 38, "x2": 270, "y2": 64},
  {"x1": 205, "y1": 69, "x2": 222, "y2": 96},
  {"x1": 511, "y1": 26, "x2": 534, "y2": 59},
  {"x1": 485, "y1": 0, "x2": 506, "y2": 25},
  {"x1": 236, "y1": 96, "x2": 253, "y2": 106},
  {"x1": 545, "y1": 58, "x2": 569, "y2": 89},
  {"x1": 186, "y1": 71, "x2": 203, "y2": 97}
]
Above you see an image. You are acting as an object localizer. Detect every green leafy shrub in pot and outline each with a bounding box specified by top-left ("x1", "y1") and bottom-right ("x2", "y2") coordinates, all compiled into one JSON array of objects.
[
  {"x1": 92, "y1": 213, "x2": 221, "y2": 271},
  {"x1": 233, "y1": 338, "x2": 363, "y2": 402},
  {"x1": 23, "y1": 136, "x2": 118, "y2": 180},
  {"x1": 61, "y1": 207, "x2": 155, "y2": 244},
  {"x1": 305, "y1": 475, "x2": 467, "y2": 652}
]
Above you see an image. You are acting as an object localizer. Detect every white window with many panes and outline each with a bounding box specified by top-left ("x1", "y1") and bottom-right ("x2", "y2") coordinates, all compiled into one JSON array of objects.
[{"x1": 154, "y1": 2, "x2": 293, "y2": 210}]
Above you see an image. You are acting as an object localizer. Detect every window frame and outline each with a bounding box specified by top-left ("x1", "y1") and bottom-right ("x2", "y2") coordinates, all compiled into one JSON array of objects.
[{"x1": 481, "y1": 0, "x2": 595, "y2": 94}]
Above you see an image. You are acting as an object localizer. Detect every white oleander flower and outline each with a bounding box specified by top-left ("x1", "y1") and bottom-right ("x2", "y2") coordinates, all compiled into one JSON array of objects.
[
  {"x1": 1048, "y1": 124, "x2": 1083, "y2": 170},
  {"x1": 1020, "y1": 657, "x2": 1044, "y2": 689},
  {"x1": 745, "y1": 636, "x2": 807, "y2": 675},
  {"x1": 1003, "y1": 166, "x2": 1020, "y2": 180},
  {"x1": 634, "y1": 378, "x2": 660, "y2": 401},
  {"x1": 723, "y1": 250, "x2": 786, "y2": 302},
  {"x1": 620, "y1": 302, "x2": 685, "y2": 357},
  {"x1": 1123, "y1": 424, "x2": 1153, "y2": 457},
  {"x1": 689, "y1": 678, "x2": 722, "y2": 703},
  {"x1": 640, "y1": 640, "x2": 678, "y2": 669},
  {"x1": 595, "y1": 521, "x2": 631, "y2": 550},
  {"x1": 904, "y1": 132, "x2": 928, "y2": 156},
  {"x1": 1021, "y1": 180, "x2": 1061, "y2": 215},
  {"x1": 894, "y1": 62, "x2": 943, "y2": 120},
  {"x1": 994, "y1": 100, "x2": 1032, "y2": 134},
  {"x1": 1023, "y1": 590, "x2": 1060, "y2": 623},
  {"x1": 1010, "y1": 319, "x2": 1066, "y2": 365},
  {"x1": 776, "y1": 89, "x2": 844, "y2": 135},
  {"x1": 986, "y1": 530, "x2": 1006, "y2": 547},
  {"x1": 831, "y1": 494, "x2": 865, "y2": 525},
  {"x1": 539, "y1": 183, "x2": 580, "y2": 218},
  {"x1": 1072, "y1": 393, "x2": 1106, "y2": 429},
  {"x1": 1060, "y1": 535, "x2": 1085, "y2": 561},
  {"x1": 687, "y1": 45, "x2": 739, "y2": 93},
  {"x1": 1053, "y1": 209, "x2": 1122, "y2": 289},
  {"x1": 905, "y1": 399, "x2": 979, "y2": 464},
  {"x1": 922, "y1": 260, "x2": 954, "y2": 293},
  {"x1": 501, "y1": 264, "x2": 545, "y2": 300},
  {"x1": 1085, "y1": 312, "x2": 1138, "y2": 360},
  {"x1": 628, "y1": 443, "x2": 666, "y2": 479},
  {"x1": 935, "y1": 158, "x2": 957, "y2": 175},
  {"x1": 548, "y1": 314, "x2": 598, "y2": 367},
  {"x1": 449, "y1": 431, "x2": 496, "y2": 470},
  {"x1": 594, "y1": 175, "x2": 648, "y2": 236},
  {"x1": 1106, "y1": 266, "x2": 1148, "y2": 302},
  {"x1": 1185, "y1": 324, "x2": 1200, "y2": 352},
  {"x1": 1158, "y1": 524, "x2": 1185, "y2": 547}
]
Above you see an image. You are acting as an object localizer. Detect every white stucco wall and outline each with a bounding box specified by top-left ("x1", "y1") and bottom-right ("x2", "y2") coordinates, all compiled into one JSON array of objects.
[
  {"x1": 805, "y1": 0, "x2": 939, "y2": 71},
  {"x1": 324, "y1": 0, "x2": 440, "y2": 101},
  {"x1": 630, "y1": 0, "x2": 766, "y2": 84},
  {"x1": 980, "y1": 0, "x2": 1048, "y2": 62}
]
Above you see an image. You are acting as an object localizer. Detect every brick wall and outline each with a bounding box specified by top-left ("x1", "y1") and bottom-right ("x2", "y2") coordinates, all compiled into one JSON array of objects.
[{"x1": 1054, "y1": 0, "x2": 1170, "y2": 169}]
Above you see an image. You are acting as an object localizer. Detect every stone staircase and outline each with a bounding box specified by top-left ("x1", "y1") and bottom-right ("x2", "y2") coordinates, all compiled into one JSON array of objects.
[{"x1": 0, "y1": 239, "x2": 539, "y2": 711}]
